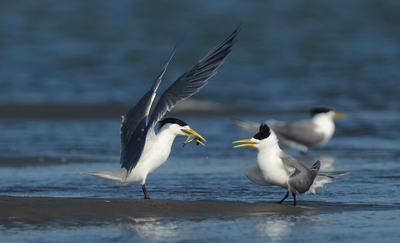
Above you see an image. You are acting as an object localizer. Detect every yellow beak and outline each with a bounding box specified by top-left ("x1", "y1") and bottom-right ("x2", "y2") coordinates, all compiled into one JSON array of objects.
[
  {"x1": 181, "y1": 128, "x2": 207, "y2": 146},
  {"x1": 232, "y1": 138, "x2": 260, "y2": 148},
  {"x1": 333, "y1": 112, "x2": 346, "y2": 119}
]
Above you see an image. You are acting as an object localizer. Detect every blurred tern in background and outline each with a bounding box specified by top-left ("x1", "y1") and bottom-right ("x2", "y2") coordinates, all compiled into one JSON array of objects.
[{"x1": 233, "y1": 107, "x2": 346, "y2": 153}]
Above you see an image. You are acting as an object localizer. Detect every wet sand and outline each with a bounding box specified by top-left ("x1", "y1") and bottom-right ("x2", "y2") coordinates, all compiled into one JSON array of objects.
[
  {"x1": 1, "y1": 196, "x2": 396, "y2": 226},
  {"x1": 0, "y1": 157, "x2": 96, "y2": 167},
  {"x1": 0, "y1": 102, "x2": 271, "y2": 119}
]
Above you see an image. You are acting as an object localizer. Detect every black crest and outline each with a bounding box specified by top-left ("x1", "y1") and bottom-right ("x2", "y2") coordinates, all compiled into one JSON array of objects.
[
  {"x1": 311, "y1": 107, "x2": 332, "y2": 116},
  {"x1": 158, "y1": 118, "x2": 187, "y2": 129},
  {"x1": 253, "y1": 123, "x2": 271, "y2": 140}
]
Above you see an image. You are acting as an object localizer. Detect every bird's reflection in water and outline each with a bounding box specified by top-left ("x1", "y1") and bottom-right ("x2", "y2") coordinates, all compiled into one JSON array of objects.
[
  {"x1": 119, "y1": 218, "x2": 179, "y2": 242},
  {"x1": 256, "y1": 216, "x2": 322, "y2": 241}
]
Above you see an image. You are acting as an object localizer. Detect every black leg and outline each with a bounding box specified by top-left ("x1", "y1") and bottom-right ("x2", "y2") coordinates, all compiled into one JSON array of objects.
[
  {"x1": 142, "y1": 184, "x2": 150, "y2": 199},
  {"x1": 292, "y1": 193, "x2": 297, "y2": 206},
  {"x1": 277, "y1": 191, "x2": 289, "y2": 204}
]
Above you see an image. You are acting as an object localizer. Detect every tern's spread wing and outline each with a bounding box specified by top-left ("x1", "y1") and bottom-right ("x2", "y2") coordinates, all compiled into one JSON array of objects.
[
  {"x1": 268, "y1": 120, "x2": 324, "y2": 147},
  {"x1": 146, "y1": 27, "x2": 240, "y2": 132},
  {"x1": 120, "y1": 36, "x2": 184, "y2": 169},
  {"x1": 121, "y1": 27, "x2": 239, "y2": 172}
]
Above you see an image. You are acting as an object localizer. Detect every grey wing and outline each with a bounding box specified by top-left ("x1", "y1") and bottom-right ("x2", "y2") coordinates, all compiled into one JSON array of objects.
[
  {"x1": 232, "y1": 118, "x2": 260, "y2": 133},
  {"x1": 280, "y1": 152, "x2": 318, "y2": 194},
  {"x1": 145, "y1": 27, "x2": 240, "y2": 131},
  {"x1": 120, "y1": 35, "x2": 184, "y2": 170},
  {"x1": 288, "y1": 168, "x2": 318, "y2": 194},
  {"x1": 269, "y1": 120, "x2": 324, "y2": 147},
  {"x1": 280, "y1": 151, "x2": 306, "y2": 169}
]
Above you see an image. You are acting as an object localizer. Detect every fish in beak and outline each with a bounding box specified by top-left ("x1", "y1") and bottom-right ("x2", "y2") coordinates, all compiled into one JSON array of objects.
[
  {"x1": 181, "y1": 128, "x2": 206, "y2": 146},
  {"x1": 232, "y1": 138, "x2": 260, "y2": 148}
]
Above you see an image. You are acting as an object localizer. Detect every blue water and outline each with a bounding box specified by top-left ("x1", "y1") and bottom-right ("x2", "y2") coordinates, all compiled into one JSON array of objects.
[
  {"x1": 1, "y1": 0, "x2": 400, "y2": 242},
  {"x1": 1, "y1": 0, "x2": 399, "y2": 111},
  {"x1": 2, "y1": 210, "x2": 400, "y2": 243}
]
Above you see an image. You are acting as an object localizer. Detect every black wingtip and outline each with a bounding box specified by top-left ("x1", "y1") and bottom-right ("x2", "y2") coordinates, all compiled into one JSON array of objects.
[
  {"x1": 146, "y1": 26, "x2": 240, "y2": 137},
  {"x1": 198, "y1": 25, "x2": 240, "y2": 64},
  {"x1": 235, "y1": 23, "x2": 242, "y2": 33},
  {"x1": 311, "y1": 160, "x2": 321, "y2": 170}
]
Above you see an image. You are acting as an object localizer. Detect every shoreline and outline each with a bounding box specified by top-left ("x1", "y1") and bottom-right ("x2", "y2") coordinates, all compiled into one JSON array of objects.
[
  {"x1": 1, "y1": 196, "x2": 397, "y2": 227},
  {"x1": 0, "y1": 156, "x2": 112, "y2": 167},
  {"x1": 0, "y1": 102, "x2": 292, "y2": 119}
]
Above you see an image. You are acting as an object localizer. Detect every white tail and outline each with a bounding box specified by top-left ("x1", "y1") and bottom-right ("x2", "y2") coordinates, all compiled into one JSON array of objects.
[
  {"x1": 308, "y1": 171, "x2": 348, "y2": 194},
  {"x1": 78, "y1": 168, "x2": 129, "y2": 186}
]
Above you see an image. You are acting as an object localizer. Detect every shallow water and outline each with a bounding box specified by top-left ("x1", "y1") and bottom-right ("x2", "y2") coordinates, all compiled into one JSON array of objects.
[
  {"x1": 1, "y1": 0, "x2": 400, "y2": 242},
  {"x1": 1, "y1": 114, "x2": 400, "y2": 242},
  {"x1": 2, "y1": 210, "x2": 400, "y2": 243}
]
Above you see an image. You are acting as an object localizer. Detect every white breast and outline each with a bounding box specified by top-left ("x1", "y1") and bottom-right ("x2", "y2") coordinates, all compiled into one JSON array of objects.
[
  {"x1": 256, "y1": 150, "x2": 289, "y2": 189},
  {"x1": 125, "y1": 128, "x2": 175, "y2": 185},
  {"x1": 313, "y1": 115, "x2": 335, "y2": 146}
]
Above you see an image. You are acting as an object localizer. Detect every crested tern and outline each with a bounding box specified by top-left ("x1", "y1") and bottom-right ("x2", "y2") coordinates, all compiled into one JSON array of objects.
[
  {"x1": 81, "y1": 27, "x2": 239, "y2": 199},
  {"x1": 233, "y1": 107, "x2": 346, "y2": 153},
  {"x1": 233, "y1": 123, "x2": 346, "y2": 206}
]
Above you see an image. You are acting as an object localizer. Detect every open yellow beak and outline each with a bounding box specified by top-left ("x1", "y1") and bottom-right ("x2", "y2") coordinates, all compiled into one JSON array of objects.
[
  {"x1": 333, "y1": 112, "x2": 346, "y2": 119},
  {"x1": 232, "y1": 138, "x2": 260, "y2": 148},
  {"x1": 181, "y1": 128, "x2": 207, "y2": 146}
]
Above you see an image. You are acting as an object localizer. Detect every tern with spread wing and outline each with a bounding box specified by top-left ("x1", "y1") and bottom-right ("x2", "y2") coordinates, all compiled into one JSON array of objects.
[
  {"x1": 233, "y1": 107, "x2": 346, "y2": 153},
  {"x1": 233, "y1": 123, "x2": 346, "y2": 206},
  {"x1": 81, "y1": 27, "x2": 239, "y2": 199}
]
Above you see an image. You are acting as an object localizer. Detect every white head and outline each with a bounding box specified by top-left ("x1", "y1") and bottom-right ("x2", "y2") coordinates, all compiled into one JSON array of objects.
[
  {"x1": 158, "y1": 118, "x2": 206, "y2": 145},
  {"x1": 158, "y1": 118, "x2": 190, "y2": 135},
  {"x1": 233, "y1": 123, "x2": 279, "y2": 151}
]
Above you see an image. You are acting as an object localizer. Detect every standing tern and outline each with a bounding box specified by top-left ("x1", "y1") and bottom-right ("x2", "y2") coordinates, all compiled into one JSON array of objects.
[
  {"x1": 233, "y1": 107, "x2": 346, "y2": 153},
  {"x1": 81, "y1": 27, "x2": 239, "y2": 199},
  {"x1": 233, "y1": 123, "x2": 346, "y2": 206}
]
